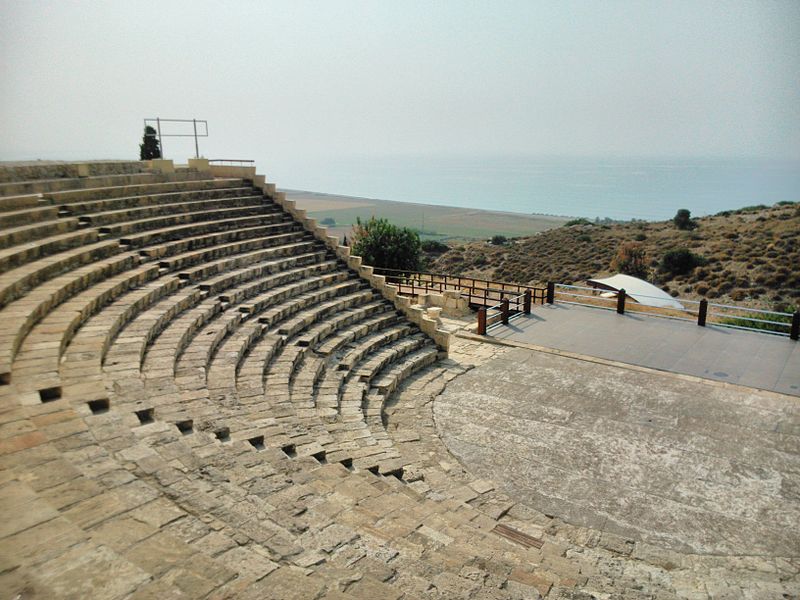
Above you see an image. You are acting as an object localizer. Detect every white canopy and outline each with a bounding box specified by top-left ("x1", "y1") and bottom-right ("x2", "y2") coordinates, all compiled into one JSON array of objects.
[{"x1": 586, "y1": 274, "x2": 684, "y2": 310}]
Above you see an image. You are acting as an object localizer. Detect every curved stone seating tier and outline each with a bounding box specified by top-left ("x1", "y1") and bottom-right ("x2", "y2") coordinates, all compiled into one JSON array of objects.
[
  {"x1": 53, "y1": 179, "x2": 250, "y2": 213},
  {"x1": 0, "y1": 168, "x2": 190, "y2": 196},
  {"x1": 0, "y1": 252, "x2": 141, "y2": 378},
  {"x1": 0, "y1": 228, "x2": 100, "y2": 277},
  {"x1": 119, "y1": 213, "x2": 290, "y2": 248},
  {"x1": 97, "y1": 203, "x2": 276, "y2": 237},
  {"x1": 0, "y1": 205, "x2": 60, "y2": 229},
  {"x1": 139, "y1": 220, "x2": 301, "y2": 261},
  {"x1": 0, "y1": 217, "x2": 80, "y2": 250},
  {"x1": 4, "y1": 162, "x2": 730, "y2": 599},
  {"x1": 0, "y1": 237, "x2": 120, "y2": 307},
  {"x1": 79, "y1": 193, "x2": 263, "y2": 228},
  {"x1": 12, "y1": 262, "x2": 162, "y2": 393},
  {"x1": 0, "y1": 193, "x2": 45, "y2": 212}
]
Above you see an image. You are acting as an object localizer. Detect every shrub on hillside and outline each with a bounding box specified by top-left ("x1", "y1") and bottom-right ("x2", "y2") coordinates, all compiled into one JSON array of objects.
[
  {"x1": 351, "y1": 217, "x2": 422, "y2": 273},
  {"x1": 610, "y1": 242, "x2": 648, "y2": 278},
  {"x1": 735, "y1": 205, "x2": 769, "y2": 214},
  {"x1": 564, "y1": 218, "x2": 593, "y2": 227},
  {"x1": 490, "y1": 235, "x2": 508, "y2": 246},
  {"x1": 660, "y1": 248, "x2": 706, "y2": 276},
  {"x1": 673, "y1": 208, "x2": 697, "y2": 230},
  {"x1": 421, "y1": 240, "x2": 449, "y2": 253}
]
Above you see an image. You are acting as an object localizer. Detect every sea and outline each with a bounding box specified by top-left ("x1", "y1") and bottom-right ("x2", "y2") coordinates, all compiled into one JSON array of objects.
[{"x1": 274, "y1": 156, "x2": 800, "y2": 222}]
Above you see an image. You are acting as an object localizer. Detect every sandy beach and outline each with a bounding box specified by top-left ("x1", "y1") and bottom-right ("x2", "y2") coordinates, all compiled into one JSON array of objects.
[{"x1": 281, "y1": 189, "x2": 568, "y2": 241}]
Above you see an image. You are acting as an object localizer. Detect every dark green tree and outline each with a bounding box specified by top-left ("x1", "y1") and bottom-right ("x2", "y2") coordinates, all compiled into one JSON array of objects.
[
  {"x1": 351, "y1": 217, "x2": 422, "y2": 273},
  {"x1": 673, "y1": 208, "x2": 696, "y2": 230},
  {"x1": 139, "y1": 126, "x2": 161, "y2": 160}
]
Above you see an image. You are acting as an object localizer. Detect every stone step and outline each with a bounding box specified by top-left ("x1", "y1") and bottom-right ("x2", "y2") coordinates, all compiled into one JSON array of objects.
[
  {"x1": 119, "y1": 212, "x2": 291, "y2": 248},
  {"x1": 139, "y1": 221, "x2": 300, "y2": 261},
  {"x1": 177, "y1": 240, "x2": 322, "y2": 284},
  {"x1": 351, "y1": 334, "x2": 429, "y2": 384},
  {"x1": 0, "y1": 192, "x2": 45, "y2": 212},
  {"x1": 338, "y1": 323, "x2": 417, "y2": 372},
  {"x1": 97, "y1": 203, "x2": 278, "y2": 237},
  {"x1": 0, "y1": 204, "x2": 60, "y2": 229},
  {"x1": 240, "y1": 271, "x2": 352, "y2": 316},
  {"x1": 0, "y1": 228, "x2": 98, "y2": 277},
  {"x1": 0, "y1": 217, "x2": 80, "y2": 250},
  {"x1": 11, "y1": 262, "x2": 162, "y2": 394},
  {"x1": 0, "y1": 166, "x2": 175, "y2": 196},
  {"x1": 80, "y1": 194, "x2": 267, "y2": 227},
  {"x1": 369, "y1": 344, "x2": 439, "y2": 398},
  {"x1": 0, "y1": 238, "x2": 120, "y2": 309},
  {"x1": 0, "y1": 251, "x2": 141, "y2": 379},
  {"x1": 52, "y1": 179, "x2": 250, "y2": 213},
  {"x1": 158, "y1": 231, "x2": 309, "y2": 273},
  {"x1": 37, "y1": 175, "x2": 242, "y2": 205}
]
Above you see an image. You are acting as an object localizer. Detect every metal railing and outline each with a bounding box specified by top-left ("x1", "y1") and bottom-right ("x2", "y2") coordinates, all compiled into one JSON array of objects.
[
  {"x1": 209, "y1": 159, "x2": 255, "y2": 166},
  {"x1": 372, "y1": 267, "x2": 799, "y2": 340},
  {"x1": 478, "y1": 291, "x2": 531, "y2": 334},
  {"x1": 143, "y1": 117, "x2": 209, "y2": 159},
  {"x1": 373, "y1": 268, "x2": 546, "y2": 309},
  {"x1": 553, "y1": 283, "x2": 799, "y2": 339}
]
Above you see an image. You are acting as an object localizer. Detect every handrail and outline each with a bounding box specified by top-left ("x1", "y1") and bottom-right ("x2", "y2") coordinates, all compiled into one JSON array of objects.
[
  {"x1": 553, "y1": 282, "x2": 797, "y2": 338},
  {"x1": 374, "y1": 267, "x2": 533, "y2": 292},
  {"x1": 708, "y1": 302, "x2": 794, "y2": 317},
  {"x1": 376, "y1": 267, "x2": 798, "y2": 340},
  {"x1": 378, "y1": 271, "x2": 542, "y2": 296},
  {"x1": 209, "y1": 159, "x2": 256, "y2": 165},
  {"x1": 143, "y1": 117, "x2": 209, "y2": 159}
]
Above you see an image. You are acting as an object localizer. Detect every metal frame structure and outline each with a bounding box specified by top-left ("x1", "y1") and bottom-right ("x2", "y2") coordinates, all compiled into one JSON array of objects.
[{"x1": 143, "y1": 118, "x2": 209, "y2": 159}]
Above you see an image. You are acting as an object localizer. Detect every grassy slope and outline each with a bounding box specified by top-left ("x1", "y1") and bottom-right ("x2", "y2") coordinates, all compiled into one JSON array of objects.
[{"x1": 432, "y1": 203, "x2": 800, "y2": 309}]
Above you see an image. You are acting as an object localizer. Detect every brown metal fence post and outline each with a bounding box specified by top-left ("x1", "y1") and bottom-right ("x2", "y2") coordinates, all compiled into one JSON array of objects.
[
  {"x1": 501, "y1": 299, "x2": 510, "y2": 324},
  {"x1": 523, "y1": 289, "x2": 532, "y2": 314},
  {"x1": 477, "y1": 308, "x2": 487, "y2": 335},
  {"x1": 791, "y1": 311, "x2": 800, "y2": 341},
  {"x1": 617, "y1": 289, "x2": 626, "y2": 314},
  {"x1": 546, "y1": 282, "x2": 555, "y2": 304},
  {"x1": 698, "y1": 299, "x2": 708, "y2": 327}
]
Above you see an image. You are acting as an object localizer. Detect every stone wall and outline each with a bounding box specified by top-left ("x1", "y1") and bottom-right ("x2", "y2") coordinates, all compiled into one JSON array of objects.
[{"x1": 0, "y1": 160, "x2": 146, "y2": 183}]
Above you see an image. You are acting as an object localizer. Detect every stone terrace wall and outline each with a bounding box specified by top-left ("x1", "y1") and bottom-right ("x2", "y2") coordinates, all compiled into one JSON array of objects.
[{"x1": 0, "y1": 160, "x2": 146, "y2": 183}]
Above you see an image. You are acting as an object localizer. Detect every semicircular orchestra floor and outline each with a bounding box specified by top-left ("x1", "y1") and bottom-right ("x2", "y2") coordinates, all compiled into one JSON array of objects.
[{"x1": 435, "y1": 342, "x2": 800, "y2": 560}]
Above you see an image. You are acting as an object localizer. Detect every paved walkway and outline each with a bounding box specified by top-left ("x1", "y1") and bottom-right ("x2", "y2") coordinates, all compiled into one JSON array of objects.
[{"x1": 488, "y1": 303, "x2": 800, "y2": 396}]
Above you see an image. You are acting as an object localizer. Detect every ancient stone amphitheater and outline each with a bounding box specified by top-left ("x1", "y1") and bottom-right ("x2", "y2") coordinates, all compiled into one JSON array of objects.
[{"x1": 0, "y1": 160, "x2": 797, "y2": 599}]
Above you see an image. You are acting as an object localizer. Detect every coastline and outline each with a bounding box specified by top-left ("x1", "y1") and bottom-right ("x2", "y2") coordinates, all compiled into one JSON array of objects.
[{"x1": 280, "y1": 188, "x2": 569, "y2": 241}]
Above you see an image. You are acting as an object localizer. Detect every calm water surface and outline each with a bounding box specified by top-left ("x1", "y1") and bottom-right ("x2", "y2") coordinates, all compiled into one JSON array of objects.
[{"x1": 274, "y1": 156, "x2": 800, "y2": 221}]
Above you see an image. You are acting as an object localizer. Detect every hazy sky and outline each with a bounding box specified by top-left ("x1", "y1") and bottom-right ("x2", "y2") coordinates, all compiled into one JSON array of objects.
[{"x1": 2, "y1": 0, "x2": 799, "y2": 169}]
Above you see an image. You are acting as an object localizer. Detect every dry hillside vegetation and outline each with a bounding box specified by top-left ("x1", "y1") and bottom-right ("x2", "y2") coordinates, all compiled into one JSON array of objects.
[{"x1": 432, "y1": 203, "x2": 800, "y2": 308}]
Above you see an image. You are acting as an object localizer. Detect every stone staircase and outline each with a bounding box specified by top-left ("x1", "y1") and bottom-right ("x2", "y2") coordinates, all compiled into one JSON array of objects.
[{"x1": 1, "y1": 160, "x2": 789, "y2": 599}]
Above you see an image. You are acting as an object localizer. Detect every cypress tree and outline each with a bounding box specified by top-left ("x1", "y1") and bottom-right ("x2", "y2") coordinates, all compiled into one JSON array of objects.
[{"x1": 139, "y1": 126, "x2": 162, "y2": 160}]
